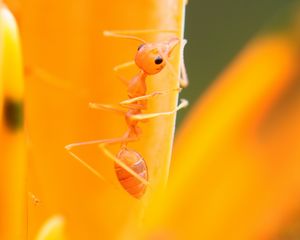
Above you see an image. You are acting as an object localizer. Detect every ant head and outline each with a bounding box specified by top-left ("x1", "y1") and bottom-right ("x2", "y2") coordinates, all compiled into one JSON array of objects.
[{"x1": 135, "y1": 37, "x2": 179, "y2": 75}]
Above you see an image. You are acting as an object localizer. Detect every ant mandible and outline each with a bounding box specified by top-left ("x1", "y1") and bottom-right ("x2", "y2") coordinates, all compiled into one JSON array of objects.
[{"x1": 65, "y1": 29, "x2": 188, "y2": 199}]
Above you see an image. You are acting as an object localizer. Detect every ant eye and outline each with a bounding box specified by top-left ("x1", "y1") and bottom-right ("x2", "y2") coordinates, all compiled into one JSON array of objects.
[
  {"x1": 154, "y1": 56, "x2": 163, "y2": 65},
  {"x1": 137, "y1": 44, "x2": 145, "y2": 51}
]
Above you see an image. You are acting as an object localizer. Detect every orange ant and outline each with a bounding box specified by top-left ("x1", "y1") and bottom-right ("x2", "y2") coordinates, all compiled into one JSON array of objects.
[{"x1": 65, "y1": 29, "x2": 188, "y2": 199}]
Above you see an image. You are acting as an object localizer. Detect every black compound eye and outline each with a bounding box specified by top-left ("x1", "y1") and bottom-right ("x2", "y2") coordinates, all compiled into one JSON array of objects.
[
  {"x1": 137, "y1": 44, "x2": 145, "y2": 51},
  {"x1": 154, "y1": 56, "x2": 163, "y2": 65}
]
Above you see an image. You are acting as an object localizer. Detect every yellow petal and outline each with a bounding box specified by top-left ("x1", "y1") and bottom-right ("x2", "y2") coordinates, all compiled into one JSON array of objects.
[
  {"x1": 0, "y1": 3, "x2": 26, "y2": 239},
  {"x1": 35, "y1": 215, "x2": 66, "y2": 240}
]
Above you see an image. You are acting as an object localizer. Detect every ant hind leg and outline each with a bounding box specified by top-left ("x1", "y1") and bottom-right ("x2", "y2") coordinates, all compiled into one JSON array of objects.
[
  {"x1": 99, "y1": 143, "x2": 149, "y2": 186},
  {"x1": 65, "y1": 135, "x2": 138, "y2": 183},
  {"x1": 65, "y1": 135, "x2": 135, "y2": 151},
  {"x1": 66, "y1": 150, "x2": 108, "y2": 183}
]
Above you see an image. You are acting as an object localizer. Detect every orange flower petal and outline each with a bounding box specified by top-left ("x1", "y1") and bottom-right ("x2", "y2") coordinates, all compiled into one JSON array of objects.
[
  {"x1": 140, "y1": 34, "x2": 300, "y2": 239},
  {"x1": 6, "y1": 0, "x2": 187, "y2": 238}
]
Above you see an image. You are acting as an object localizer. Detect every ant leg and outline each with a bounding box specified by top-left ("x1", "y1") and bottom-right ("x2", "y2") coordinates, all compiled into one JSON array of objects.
[
  {"x1": 180, "y1": 58, "x2": 189, "y2": 88},
  {"x1": 119, "y1": 88, "x2": 182, "y2": 106},
  {"x1": 65, "y1": 135, "x2": 136, "y2": 151},
  {"x1": 179, "y1": 39, "x2": 189, "y2": 87},
  {"x1": 65, "y1": 135, "x2": 137, "y2": 182},
  {"x1": 129, "y1": 99, "x2": 188, "y2": 121},
  {"x1": 25, "y1": 66, "x2": 70, "y2": 89},
  {"x1": 112, "y1": 60, "x2": 135, "y2": 85},
  {"x1": 164, "y1": 58, "x2": 189, "y2": 88},
  {"x1": 89, "y1": 101, "x2": 144, "y2": 113},
  {"x1": 25, "y1": 65, "x2": 87, "y2": 98},
  {"x1": 89, "y1": 102, "x2": 127, "y2": 114},
  {"x1": 158, "y1": 38, "x2": 188, "y2": 88},
  {"x1": 65, "y1": 150, "x2": 108, "y2": 182},
  {"x1": 99, "y1": 143, "x2": 149, "y2": 186},
  {"x1": 113, "y1": 61, "x2": 135, "y2": 72}
]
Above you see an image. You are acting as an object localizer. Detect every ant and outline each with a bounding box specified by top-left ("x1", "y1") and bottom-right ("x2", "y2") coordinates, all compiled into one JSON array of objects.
[{"x1": 65, "y1": 29, "x2": 188, "y2": 199}]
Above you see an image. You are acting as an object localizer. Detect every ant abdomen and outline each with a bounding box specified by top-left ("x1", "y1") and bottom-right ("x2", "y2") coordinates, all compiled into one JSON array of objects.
[{"x1": 115, "y1": 147, "x2": 148, "y2": 199}]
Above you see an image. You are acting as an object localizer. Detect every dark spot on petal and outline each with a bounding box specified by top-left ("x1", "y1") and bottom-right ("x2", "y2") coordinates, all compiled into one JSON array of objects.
[{"x1": 3, "y1": 98, "x2": 23, "y2": 131}]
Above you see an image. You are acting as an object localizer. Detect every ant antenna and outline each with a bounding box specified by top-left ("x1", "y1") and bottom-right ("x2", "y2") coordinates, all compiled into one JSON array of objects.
[
  {"x1": 103, "y1": 31, "x2": 146, "y2": 44},
  {"x1": 103, "y1": 29, "x2": 179, "y2": 44}
]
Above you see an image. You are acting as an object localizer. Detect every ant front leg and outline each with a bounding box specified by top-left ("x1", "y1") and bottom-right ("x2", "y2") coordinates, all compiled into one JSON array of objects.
[
  {"x1": 112, "y1": 61, "x2": 136, "y2": 85},
  {"x1": 89, "y1": 88, "x2": 181, "y2": 112},
  {"x1": 119, "y1": 88, "x2": 182, "y2": 106},
  {"x1": 180, "y1": 59, "x2": 189, "y2": 88},
  {"x1": 113, "y1": 61, "x2": 136, "y2": 72},
  {"x1": 88, "y1": 102, "x2": 127, "y2": 114},
  {"x1": 179, "y1": 39, "x2": 189, "y2": 88},
  {"x1": 164, "y1": 58, "x2": 189, "y2": 88},
  {"x1": 129, "y1": 99, "x2": 188, "y2": 121},
  {"x1": 159, "y1": 38, "x2": 188, "y2": 88}
]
